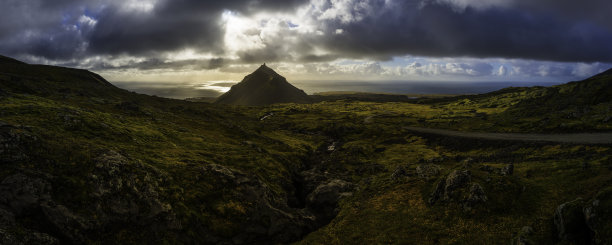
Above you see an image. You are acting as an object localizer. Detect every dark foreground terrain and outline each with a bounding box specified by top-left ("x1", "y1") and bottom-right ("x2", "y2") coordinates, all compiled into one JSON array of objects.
[{"x1": 0, "y1": 55, "x2": 611, "y2": 244}]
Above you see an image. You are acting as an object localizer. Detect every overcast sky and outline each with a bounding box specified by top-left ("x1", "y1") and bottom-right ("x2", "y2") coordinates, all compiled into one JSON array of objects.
[{"x1": 1, "y1": 0, "x2": 611, "y2": 84}]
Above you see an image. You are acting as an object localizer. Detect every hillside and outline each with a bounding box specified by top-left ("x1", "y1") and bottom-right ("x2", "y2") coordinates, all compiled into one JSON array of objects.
[
  {"x1": 1, "y1": 56, "x2": 611, "y2": 244},
  {"x1": 411, "y1": 69, "x2": 612, "y2": 133},
  {"x1": 215, "y1": 64, "x2": 311, "y2": 105}
]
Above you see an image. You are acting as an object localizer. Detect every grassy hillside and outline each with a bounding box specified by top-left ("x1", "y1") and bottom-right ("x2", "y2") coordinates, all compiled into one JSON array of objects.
[{"x1": 1, "y1": 57, "x2": 611, "y2": 244}]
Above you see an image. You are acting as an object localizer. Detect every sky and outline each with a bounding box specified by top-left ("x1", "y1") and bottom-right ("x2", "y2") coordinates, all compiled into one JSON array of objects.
[{"x1": 1, "y1": 0, "x2": 612, "y2": 90}]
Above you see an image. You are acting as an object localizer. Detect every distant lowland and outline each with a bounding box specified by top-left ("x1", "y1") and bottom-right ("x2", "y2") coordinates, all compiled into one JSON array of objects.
[{"x1": 112, "y1": 79, "x2": 563, "y2": 100}]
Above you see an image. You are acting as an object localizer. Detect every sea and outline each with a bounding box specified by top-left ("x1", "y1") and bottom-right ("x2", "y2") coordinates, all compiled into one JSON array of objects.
[{"x1": 110, "y1": 80, "x2": 564, "y2": 100}]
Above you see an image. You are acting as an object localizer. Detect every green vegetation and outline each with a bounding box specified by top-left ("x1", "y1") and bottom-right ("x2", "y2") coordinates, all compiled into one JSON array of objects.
[{"x1": 0, "y1": 56, "x2": 610, "y2": 244}]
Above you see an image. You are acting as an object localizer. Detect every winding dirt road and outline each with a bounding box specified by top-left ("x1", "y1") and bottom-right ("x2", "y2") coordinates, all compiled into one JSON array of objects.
[{"x1": 403, "y1": 126, "x2": 612, "y2": 144}]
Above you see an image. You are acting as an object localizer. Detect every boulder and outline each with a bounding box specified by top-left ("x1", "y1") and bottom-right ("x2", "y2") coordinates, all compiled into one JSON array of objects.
[
  {"x1": 553, "y1": 198, "x2": 590, "y2": 244},
  {"x1": 307, "y1": 179, "x2": 353, "y2": 209},
  {"x1": 391, "y1": 166, "x2": 408, "y2": 181},
  {"x1": 416, "y1": 164, "x2": 440, "y2": 180},
  {"x1": 463, "y1": 183, "x2": 487, "y2": 211},
  {"x1": 501, "y1": 164, "x2": 514, "y2": 176},
  {"x1": 306, "y1": 179, "x2": 353, "y2": 223},
  {"x1": 429, "y1": 170, "x2": 486, "y2": 210},
  {"x1": 443, "y1": 170, "x2": 471, "y2": 201}
]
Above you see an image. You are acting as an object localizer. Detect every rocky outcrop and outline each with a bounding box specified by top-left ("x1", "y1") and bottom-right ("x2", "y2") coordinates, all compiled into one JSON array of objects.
[
  {"x1": 583, "y1": 187, "x2": 612, "y2": 245},
  {"x1": 200, "y1": 163, "x2": 318, "y2": 244},
  {"x1": 429, "y1": 170, "x2": 488, "y2": 212},
  {"x1": 0, "y1": 150, "x2": 182, "y2": 244},
  {"x1": 306, "y1": 179, "x2": 353, "y2": 224},
  {"x1": 89, "y1": 150, "x2": 178, "y2": 229},
  {"x1": 0, "y1": 173, "x2": 75, "y2": 244},
  {"x1": 0, "y1": 174, "x2": 51, "y2": 214},
  {"x1": 0, "y1": 122, "x2": 37, "y2": 163},
  {"x1": 553, "y1": 198, "x2": 590, "y2": 244},
  {"x1": 429, "y1": 170, "x2": 471, "y2": 204}
]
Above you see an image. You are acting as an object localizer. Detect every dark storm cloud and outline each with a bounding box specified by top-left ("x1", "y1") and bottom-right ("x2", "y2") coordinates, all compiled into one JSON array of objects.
[
  {"x1": 89, "y1": 0, "x2": 309, "y2": 56},
  {"x1": 1, "y1": 0, "x2": 611, "y2": 67},
  {"x1": 0, "y1": 0, "x2": 309, "y2": 59},
  {"x1": 309, "y1": 0, "x2": 612, "y2": 62}
]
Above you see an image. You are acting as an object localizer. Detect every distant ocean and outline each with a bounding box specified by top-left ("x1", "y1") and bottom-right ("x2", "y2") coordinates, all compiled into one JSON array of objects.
[{"x1": 111, "y1": 80, "x2": 564, "y2": 100}]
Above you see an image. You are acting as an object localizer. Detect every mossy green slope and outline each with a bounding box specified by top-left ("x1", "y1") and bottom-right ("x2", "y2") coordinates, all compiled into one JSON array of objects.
[{"x1": 1, "y1": 56, "x2": 611, "y2": 244}]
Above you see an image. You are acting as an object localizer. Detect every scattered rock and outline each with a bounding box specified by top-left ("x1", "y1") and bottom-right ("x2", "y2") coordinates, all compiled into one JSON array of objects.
[
  {"x1": 0, "y1": 229, "x2": 60, "y2": 245},
  {"x1": 511, "y1": 226, "x2": 535, "y2": 245},
  {"x1": 582, "y1": 162, "x2": 589, "y2": 170},
  {"x1": 463, "y1": 183, "x2": 487, "y2": 211},
  {"x1": 115, "y1": 101, "x2": 140, "y2": 112},
  {"x1": 307, "y1": 179, "x2": 353, "y2": 209},
  {"x1": 391, "y1": 166, "x2": 408, "y2": 181},
  {"x1": 259, "y1": 112, "x2": 274, "y2": 121},
  {"x1": 416, "y1": 164, "x2": 440, "y2": 180},
  {"x1": 429, "y1": 170, "x2": 472, "y2": 205},
  {"x1": 327, "y1": 142, "x2": 338, "y2": 152},
  {"x1": 501, "y1": 164, "x2": 514, "y2": 176},
  {"x1": 553, "y1": 198, "x2": 590, "y2": 244},
  {"x1": 479, "y1": 165, "x2": 499, "y2": 174},
  {"x1": 584, "y1": 187, "x2": 612, "y2": 245},
  {"x1": 461, "y1": 157, "x2": 474, "y2": 168},
  {"x1": 443, "y1": 170, "x2": 471, "y2": 201}
]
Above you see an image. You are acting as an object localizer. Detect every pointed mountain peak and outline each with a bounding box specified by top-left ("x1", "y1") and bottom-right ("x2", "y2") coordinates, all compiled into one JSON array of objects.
[
  {"x1": 214, "y1": 64, "x2": 311, "y2": 106},
  {"x1": 254, "y1": 63, "x2": 279, "y2": 77}
]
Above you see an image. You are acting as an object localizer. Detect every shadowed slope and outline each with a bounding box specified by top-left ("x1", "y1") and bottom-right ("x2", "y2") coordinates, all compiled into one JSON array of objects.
[{"x1": 215, "y1": 64, "x2": 311, "y2": 106}]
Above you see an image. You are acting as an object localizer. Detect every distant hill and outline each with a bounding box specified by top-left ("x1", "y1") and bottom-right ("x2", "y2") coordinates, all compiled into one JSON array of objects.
[
  {"x1": 215, "y1": 64, "x2": 311, "y2": 105},
  {"x1": 417, "y1": 67, "x2": 612, "y2": 132},
  {"x1": 0, "y1": 55, "x2": 123, "y2": 99},
  {"x1": 503, "y1": 68, "x2": 612, "y2": 116}
]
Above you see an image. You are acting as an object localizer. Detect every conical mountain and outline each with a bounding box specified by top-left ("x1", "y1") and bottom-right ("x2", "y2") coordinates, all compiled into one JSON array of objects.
[{"x1": 215, "y1": 64, "x2": 311, "y2": 105}]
